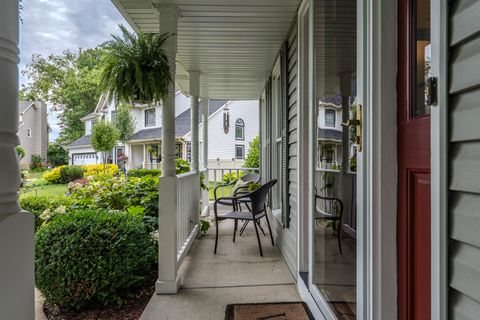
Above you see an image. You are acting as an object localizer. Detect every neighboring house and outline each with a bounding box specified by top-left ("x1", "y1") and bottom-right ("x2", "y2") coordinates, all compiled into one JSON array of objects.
[
  {"x1": 66, "y1": 92, "x2": 258, "y2": 170},
  {"x1": 17, "y1": 101, "x2": 50, "y2": 168},
  {"x1": 317, "y1": 101, "x2": 343, "y2": 168},
  {"x1": 184, "y1": 100, "x2": 259, "y2": 169}
]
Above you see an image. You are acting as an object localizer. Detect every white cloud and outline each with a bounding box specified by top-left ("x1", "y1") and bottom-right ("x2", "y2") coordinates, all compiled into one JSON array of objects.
[{"x1": 20, "y1": 0, "x2": 130, "y2": 142}]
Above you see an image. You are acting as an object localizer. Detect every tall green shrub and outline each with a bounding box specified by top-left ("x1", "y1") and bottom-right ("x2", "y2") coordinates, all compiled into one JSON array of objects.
[
  {"x1": 35, "y1": 210, "x2": 156, "y2": 310},
  {"x1": 243, "y1": 136, "x2": 260, "y2": 168},
  {"x1": 59, "y1": 165, "x2": 84, "y2": 183}
]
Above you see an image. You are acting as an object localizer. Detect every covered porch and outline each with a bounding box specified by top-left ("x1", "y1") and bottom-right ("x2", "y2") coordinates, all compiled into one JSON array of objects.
[{"x1": 141, "y1": 218, "x2": 300, "y2": 319}]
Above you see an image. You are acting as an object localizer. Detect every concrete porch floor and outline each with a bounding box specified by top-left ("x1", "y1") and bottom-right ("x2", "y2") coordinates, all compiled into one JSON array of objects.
[{"x1": 140, "y1": 218, "x2": 301, "y2": 320}]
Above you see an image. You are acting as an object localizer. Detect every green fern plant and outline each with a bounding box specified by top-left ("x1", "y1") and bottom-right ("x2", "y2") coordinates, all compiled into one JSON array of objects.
[{"x1": 101, "y1": 25, "x2": 173, "y2": 105}]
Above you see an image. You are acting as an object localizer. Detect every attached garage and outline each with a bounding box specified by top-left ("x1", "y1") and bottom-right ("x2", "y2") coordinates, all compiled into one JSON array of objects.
[{"x1": 72, "y1": 153, "x2": 97, "y2": 165}]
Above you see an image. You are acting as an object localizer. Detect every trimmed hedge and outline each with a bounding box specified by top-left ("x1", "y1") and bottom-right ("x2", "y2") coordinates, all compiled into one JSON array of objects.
[
  {"x1": 127, "y1": 168, "x2": 161, "y2": 177},
  {"x1": 35, "y1": 210, "x2": 157, "y2": 310},
  {"x1": 60, "y1": 165, "x2": 84, "y2": 183}
]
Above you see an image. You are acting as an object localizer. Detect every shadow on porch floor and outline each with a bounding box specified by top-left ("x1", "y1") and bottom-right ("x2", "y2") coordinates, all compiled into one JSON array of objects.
[{"x1": 140, "y1": 219, "x2": 301, "y2": 320}]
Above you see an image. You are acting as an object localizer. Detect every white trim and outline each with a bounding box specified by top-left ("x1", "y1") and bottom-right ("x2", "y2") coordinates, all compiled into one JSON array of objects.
[
  {"x1": 297, "y1": 274, "x2": 326, "y2": 320},
  {"x1": 297, "y1": 0, "x2": 311, "y2": 276},
  {"x1": 359, "y1": 0, "x2": 398, "y2": 319},
  {"x1": 19, "y1": 101, "x2": 35, "y2": 115},
  {"x1": 430, "y1": 0, "x2": 448, "y2": 318}
]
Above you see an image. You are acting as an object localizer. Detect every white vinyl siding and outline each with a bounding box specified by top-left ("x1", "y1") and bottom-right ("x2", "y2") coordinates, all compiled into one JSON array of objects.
[
  {"x1": 449, "y1": 0, "x2": 480, "y2": 317},
  {"x1": 263, "y1": 21, "x2": 298, "y2": 278}
]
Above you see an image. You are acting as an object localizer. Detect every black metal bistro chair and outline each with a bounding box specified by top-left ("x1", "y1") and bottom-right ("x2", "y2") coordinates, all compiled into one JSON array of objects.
[
  {"x1": 314, "y1": 188, "x2": 344, "y2": 254},
  {"x1": 214, "y1": 179, "x2": 277, "y2": 256},
  {"x1": 214, "y1": 172, "x2": 263, "y2": 235}
]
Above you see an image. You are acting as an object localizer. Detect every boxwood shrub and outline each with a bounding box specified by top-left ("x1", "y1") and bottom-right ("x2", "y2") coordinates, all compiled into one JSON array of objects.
[
  {"x1": 60, "y1": 165, "x2": 84, "y2": 183},
  {"x1": 127, "y1": 168, "x2": 161, "y2": 178},
  {"x1": 35, "y1": 210, "x2": 157, "y2": 310}
]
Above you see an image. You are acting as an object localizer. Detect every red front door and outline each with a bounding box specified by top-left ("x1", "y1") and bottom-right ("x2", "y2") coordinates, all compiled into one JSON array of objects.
[{"x1": 397, "y1": 0, "x2": 431, "y2": 319}]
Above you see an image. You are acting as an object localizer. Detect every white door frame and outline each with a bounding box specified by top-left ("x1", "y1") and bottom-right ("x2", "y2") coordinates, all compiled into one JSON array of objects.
[
  {"x1": 297, "y1": 0, "x2": 399, "y2": 318},
  {"x1": 430, "y1": 0, "x2": 448, "y2": 318}
]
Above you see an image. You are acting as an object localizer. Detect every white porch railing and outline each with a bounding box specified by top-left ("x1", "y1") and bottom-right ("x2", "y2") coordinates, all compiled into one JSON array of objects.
[
  {"x1": 315, "y1": 168, "x2": 357, "y2": 238},
  {"x1": 316, "y1": 161, "x2": 340, "y2": 170},
  {"x1": 200, "y1": 169, "x2": 210, "y2": 216},
  {"x1": 208, "y1": 167, "x2": 260, "y2": 199},
  {"x1": 144, "y1": 162, "x2": 161, "y2": 170},
  {"x1": 176, "y1": 171, "x2": 200, "y2": 265}
]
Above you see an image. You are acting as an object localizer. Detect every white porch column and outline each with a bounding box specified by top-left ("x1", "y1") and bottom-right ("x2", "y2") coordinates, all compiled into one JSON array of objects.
[
  {"x1": 157, "y1": 6, "x2": 180, "y2": 294},
  {"x1": 142, "y1": 144, "x2": 146, "y2": 168},
  {"x1": 189, "y1": 71, "x2": 200, "y2": 171},
  {"x1": 0, "y1": 1, "x2": 35, "y2": 319},
  {"x1": 201, "y1": 97, "x2": 209, "y2": 170}
]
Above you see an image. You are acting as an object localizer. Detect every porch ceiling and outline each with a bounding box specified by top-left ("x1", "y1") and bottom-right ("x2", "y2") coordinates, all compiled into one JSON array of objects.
[{"x1": 111, "y1": 0, "x2": 301, "y2": 99}]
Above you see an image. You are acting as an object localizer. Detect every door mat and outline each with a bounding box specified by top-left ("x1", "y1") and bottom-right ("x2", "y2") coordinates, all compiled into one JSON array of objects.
[{"x1": 225, "y1": 302, "x2": 314, "y2": 320}]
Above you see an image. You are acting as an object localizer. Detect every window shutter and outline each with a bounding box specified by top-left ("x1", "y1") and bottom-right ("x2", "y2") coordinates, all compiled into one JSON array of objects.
[{"x1": 280, "y1": 41, "x2": 290, "y2": 228}]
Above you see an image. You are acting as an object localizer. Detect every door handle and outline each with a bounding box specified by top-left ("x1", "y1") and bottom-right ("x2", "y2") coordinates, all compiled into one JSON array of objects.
[{"x1": 341, "y1": 104, "x2": 362, "y2": 152}]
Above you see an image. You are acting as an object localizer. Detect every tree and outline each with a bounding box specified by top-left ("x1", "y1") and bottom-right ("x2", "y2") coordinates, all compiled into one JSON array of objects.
[
  {"x1": 243, "y1": 136, "x2": 260, "y2": 168},
  {"x1": 20, "y1": 47, "x2": 105, "y2": 144},
  {"x1": 91, "y1": 121, "x2": 119, "y2": 172},
  {"x1": 101, "y1": 25, "x2": 173, "y2": 105},
  {"x1": 16, "y1": 146, "x2": 25, "y2": 161},
  {"x1": 114, "y1": 104, "x2": 135, "y2": 145},
  {"x1": 47, "y1": 143, "x2": 68, "y2": 167}
]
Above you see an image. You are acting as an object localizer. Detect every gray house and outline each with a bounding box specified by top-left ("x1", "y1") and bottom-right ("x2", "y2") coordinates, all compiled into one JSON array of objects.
[{"x1": 17, "y1": 101, "x2": 50, "y2": 168}]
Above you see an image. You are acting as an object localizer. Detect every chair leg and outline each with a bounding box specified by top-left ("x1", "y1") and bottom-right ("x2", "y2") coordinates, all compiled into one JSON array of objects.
[
  {"x1": 214, "y1": 219, "x2": 219, "y2": 254},
  {"x1": 233, "y1": 219, "x2": 238, "y2": 242},
  {"x1": 264, "y1": 214, "x2": 274, "y2": 246},
  {"x1": 253, "y1": 219, "x2": 263, "y2": 257},
  {"x1": 256, "y1": 220, "x2": 266, "y2": 236},
  {"x1": 337, "y1": 221, "x2": 343, "y2": 254},
  {"x1": 239, "y1": 220, "x2": 249, "y2": 235}
]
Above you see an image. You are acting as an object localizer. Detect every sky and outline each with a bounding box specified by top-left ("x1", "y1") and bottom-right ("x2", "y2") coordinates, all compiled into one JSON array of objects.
[{"x1": 19, "y1": 0, "x2": 129, "y2": 141}]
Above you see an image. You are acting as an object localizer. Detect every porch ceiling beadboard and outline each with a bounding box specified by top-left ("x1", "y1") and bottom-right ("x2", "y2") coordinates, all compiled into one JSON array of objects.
[{"x1": 111, "y1": 0, "x2": 302, "y2": 99}]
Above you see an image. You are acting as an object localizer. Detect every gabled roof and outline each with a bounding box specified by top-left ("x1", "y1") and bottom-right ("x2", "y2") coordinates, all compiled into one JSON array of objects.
[
  {"x1": 318, "y1": 128, "x2": 342, "y2": 141},
  {"x1": 68, "y1": 135, "x2": 92, "y2": 148},
  {"x1": 19, "y1": 101, "x2": 35, "y2": 113}
]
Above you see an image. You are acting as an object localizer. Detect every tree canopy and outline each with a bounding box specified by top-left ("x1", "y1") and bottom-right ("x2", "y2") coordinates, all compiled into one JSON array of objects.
[
  {"x1": 91, "y1": 121, "x2": 119, "y2": 154},
  {"x1": 20, "y1": 47, "x2": 105, "y2": 145},
  {"x1": 114, "y1": 104, "x2": 135, "y2": 144},
  {"x1": 243, "y1": 136, "x2": 260, "y2": 168}
]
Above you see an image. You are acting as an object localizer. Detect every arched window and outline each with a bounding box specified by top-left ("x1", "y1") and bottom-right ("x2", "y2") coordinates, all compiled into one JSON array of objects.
[
  {"x1": 235, "y1": 118, "x2": 245, "y2": 140},
  {"x1": 325, "y1": 109, "x2": 336, "y2": 127}
]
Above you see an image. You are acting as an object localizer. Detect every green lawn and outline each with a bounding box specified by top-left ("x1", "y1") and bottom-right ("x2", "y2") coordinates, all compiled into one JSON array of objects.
[
  {"x1": 208, "y1": 181, "x2": 233, "y2": 200},
  {"x1": 21, "y1": 179, "x2": 68, "y2": 197},
  {"x1": 26, "y1": 171, "x2": 44, "y2": 179}
]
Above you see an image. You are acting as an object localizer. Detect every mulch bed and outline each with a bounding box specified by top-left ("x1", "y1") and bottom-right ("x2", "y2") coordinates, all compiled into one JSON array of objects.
[{"x1": 43, "y1": 283, "x2": 155, "y2": 320}]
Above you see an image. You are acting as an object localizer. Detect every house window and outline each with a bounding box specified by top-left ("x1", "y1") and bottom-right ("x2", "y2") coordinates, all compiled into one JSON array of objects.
[
  {"x1": 325, "y1": 109, "x2": 336, "y2": 127},
  {"x1": 235, "y1": 145, "x2": 245, "y2": 159},
  {"x1": 111, "y1": 111, "x2": 116, "y2": 123},
  {"x1": 186, "y1": 142, "x2": 192, "y2": 162},
  {"x1": 27, "y1": 128, "x2": 32, "y2": 138},
  {"x1": 235, "y1": 118, "x2": 245, "y2": 140},
  {"x1": 175, "y1": 143, "x2": 183, "y2": 159},
  {"x1": 145, "y1": 108, "x2": 156, "y2": 127}
]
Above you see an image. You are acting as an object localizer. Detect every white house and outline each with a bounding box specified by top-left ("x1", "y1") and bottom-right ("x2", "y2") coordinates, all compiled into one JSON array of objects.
[{"x1": 66, "y1": 92, "x2": 258, "y2": 170}]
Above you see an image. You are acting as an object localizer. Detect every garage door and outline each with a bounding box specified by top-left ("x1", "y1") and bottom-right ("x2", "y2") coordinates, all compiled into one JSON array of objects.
[{"x1": 72, "y1": 153, "x2": 97, "y2": 165}]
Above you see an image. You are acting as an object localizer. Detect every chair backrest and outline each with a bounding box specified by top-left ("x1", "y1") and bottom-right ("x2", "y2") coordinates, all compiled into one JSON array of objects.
[
  {"x1": 248, "y1": 179, "x2": 277, "y2": 215},
  {"x1": 241, "y1": 173, "x2": 261, "y2": 184}
]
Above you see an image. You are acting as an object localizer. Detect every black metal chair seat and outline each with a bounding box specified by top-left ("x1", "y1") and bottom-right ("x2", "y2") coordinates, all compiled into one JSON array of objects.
[
  {"x1": 315, "y1": 208, "x2": 341, "y2": 221},
  {"x1": 218, "y1": 210, "x2": 266, "y2": 221}
]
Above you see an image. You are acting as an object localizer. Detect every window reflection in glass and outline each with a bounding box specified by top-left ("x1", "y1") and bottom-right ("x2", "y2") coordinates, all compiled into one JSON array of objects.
[
  {"x1": 314, "y1": 0, "x2": 357, "y2": 318},
  {"x1": 412, "y1": 0, "x2": 431, "y2": 117}
]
